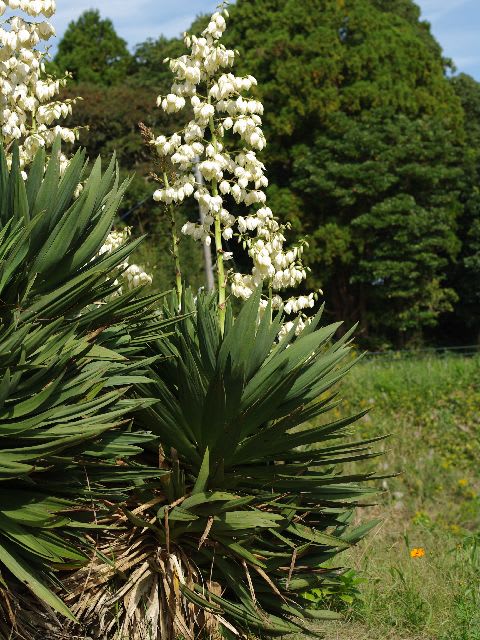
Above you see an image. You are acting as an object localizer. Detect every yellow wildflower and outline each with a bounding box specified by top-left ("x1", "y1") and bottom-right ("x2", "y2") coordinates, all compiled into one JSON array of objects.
[{"x1": 410, "y1": 548, "x2": 425, "y2": 559}]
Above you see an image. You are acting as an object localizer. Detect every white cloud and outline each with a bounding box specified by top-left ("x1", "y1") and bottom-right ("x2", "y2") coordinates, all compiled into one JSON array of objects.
[
  {"x1": 455, "y1": 56, "x2": 480, "y2": 69},
  {"x1": 52, "y1": 0, "x2": 218, "y2": 46},
  {"x1": 54, "y1": 0, "x2": 150, "y2": 28},
  {"x1": 416, "y1": 0, "x2": 470, "y2": 22},
  {"x1": 143, "y1": 14, "x2": 196, "y2": 39}
]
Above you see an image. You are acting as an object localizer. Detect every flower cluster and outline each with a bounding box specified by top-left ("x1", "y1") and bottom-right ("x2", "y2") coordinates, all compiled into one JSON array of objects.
[
  {"x1": 151, "y1": 6, "x2": 316, "y2": 330},
  {"x1": 0, "y1": 2, "x2": 153, "y2": 294},
  {"x1": 0, "y1": 1, "x2": 56, "y2": 17},
  {"x1": 98, "y1": 228, "x2": 153, "y2": 293},
  {"x1": 0, "y1": 0, "x2": 78, "y2": 170}
]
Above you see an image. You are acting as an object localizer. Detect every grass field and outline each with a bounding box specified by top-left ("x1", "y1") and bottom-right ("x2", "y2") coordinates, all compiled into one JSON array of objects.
[{"x1": 300, "y1": 353, "x2": 480, "y2": 640}]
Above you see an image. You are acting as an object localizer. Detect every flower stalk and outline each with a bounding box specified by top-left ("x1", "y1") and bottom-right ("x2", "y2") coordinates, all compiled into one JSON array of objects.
[
  {"x1": 209, "y1": 117, "x2": 226, "y2": 331},
  {"x1": 163, "y1": 172, "x2": 183, "y2": 301},
  {"x1": 213, "y1": 184, "x2": 226, "y2": 332},
  {"x1": 151, "y1": 6, "x2": 318, "y2": 335},
  {"x1": 0, "y1": 2, "x2": 153, "y2": 293}
]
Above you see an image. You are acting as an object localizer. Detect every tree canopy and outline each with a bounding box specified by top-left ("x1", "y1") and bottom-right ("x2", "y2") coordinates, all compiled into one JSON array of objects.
[
  {"x1": 441, "y1": 73, "x2": 480, "y2": 343},
  {"x1": 54, "y1": 2, "x2": 480, "y2": 348},
  {"x1": 223, "y1": 0, "x2": 466, "y2": 345},
  {"x1": 54, "y1": 9, "x2": 133, "y2": 85}
]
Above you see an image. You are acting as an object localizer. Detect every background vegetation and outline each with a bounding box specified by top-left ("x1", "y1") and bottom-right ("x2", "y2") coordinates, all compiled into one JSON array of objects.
[
  {"x1": 50, "y1": 0, "x2": 480, "y2": 350},
  {"x1": 1, "y1": 1, "x2": 478, "y2": 636},
  {"x1": 299, "y1": 353, "x2": 480, "y2": 639}
]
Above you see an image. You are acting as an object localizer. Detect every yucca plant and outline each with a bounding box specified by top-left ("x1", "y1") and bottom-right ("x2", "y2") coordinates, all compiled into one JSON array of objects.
[
  {"x1": 67, "y1": 289, "x2": 383, "y2": 639},
  {"x1": 0, "y1": 142, "x2": 171, "y2": 638}
]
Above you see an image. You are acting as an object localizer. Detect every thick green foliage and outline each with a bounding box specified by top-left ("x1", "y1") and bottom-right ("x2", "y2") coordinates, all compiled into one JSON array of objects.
[
  {"x1": 53, "y1": 9, "x2": 133, "y2": 85},
  {"x1": 109, "y1": 291, "x2": 381, "y2": 637},
  {"x1": 0, "y1": 143, "x2": 168, "y2": 634},
  {"x1": 60, "y1": 82, "x2": 160, "y2": 166},
  {"x1": 292, "y1": 112, "x2": 462, "y2": 341},
  {"x1": 132, "y1": 36, "x2": 186, "y2": 91},
  {"x1": 444, "y1": 74, "x2": 480, "y2": 343},
  {"x1": 52, "y1": 2, "x2": 480, "y2": 347},
  {"x1": 223, "y1": 0, "x2": 465, "y2": 346}
]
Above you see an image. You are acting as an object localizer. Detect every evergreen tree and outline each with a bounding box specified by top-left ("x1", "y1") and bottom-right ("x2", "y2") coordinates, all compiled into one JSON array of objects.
[
  {"x1": 224, "y1": 0, "x2": 465, "y2": 346},
  {"x1": 54, "y1": 10, "x2": 133, "y2": 85},
  {"x1": 445, "y1": 74, "x2": 480, "y2": 343},
  {"x1": 132, "y1": 37, "x2": 185, "y2": 92},
  {"x1": 292, "y1": 112, "x2": 462, "y2": 345},
  {"x1": 130, "y1": 15, "x2": 210, "y2": 91},
  {"x1": 60, "y1": 82, "x2": 160, "y2": 165}
]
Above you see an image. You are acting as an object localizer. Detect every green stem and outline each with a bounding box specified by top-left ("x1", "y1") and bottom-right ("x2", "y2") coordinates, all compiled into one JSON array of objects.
[
  {"x1": 212, "y1": 179, "x2": 226, "y2": 334},
  {"x1": 163, "y1": 172, "x2": 183, "y2": 303},
  {"x1": 209, "y1": 117, "x2": 226, "y2": 334},
  {"x1": 268, "y1": 283, "x2": 273, "y2": 324}
]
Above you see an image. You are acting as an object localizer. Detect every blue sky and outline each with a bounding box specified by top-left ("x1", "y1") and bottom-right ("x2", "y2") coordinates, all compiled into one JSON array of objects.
[{"x1": 52, "y1": 0, "x2": 480, "y2": 80}]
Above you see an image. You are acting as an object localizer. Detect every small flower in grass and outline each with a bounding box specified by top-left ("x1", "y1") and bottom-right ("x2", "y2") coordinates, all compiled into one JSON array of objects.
[
  {"x1": 410, "y1": 547, "x2": 425, "y2": 559},
  {"x1": 458, "y1": 478, "x2": 468, "y2": 487}
]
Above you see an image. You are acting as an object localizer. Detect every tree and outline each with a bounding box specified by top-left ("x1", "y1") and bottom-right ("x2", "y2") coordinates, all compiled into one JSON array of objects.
[
  {"x1": 61, "y1": 82, "x2": 161, "y2": 165},
  {"x1": 224, "y1": 0, "x2": 466, "y2": 346},
  {"x1": 54, "y1": 10, "x2": 133, "y2": 85},
  {"x1": 129, "y1": 14, "x2": 210, "y2": 91},
  {"x1": 131, "y1": 36, "x2": 185, "y2": 92},
  {"x1": 442, "y1": 73, "x2": 480, "y2": 343},
  {"x1": 292, "y1": 112, "x2": 462, "y2": 345},
  {"x1": 0, "y1": 0, "x2": 77, "y2": 169}
]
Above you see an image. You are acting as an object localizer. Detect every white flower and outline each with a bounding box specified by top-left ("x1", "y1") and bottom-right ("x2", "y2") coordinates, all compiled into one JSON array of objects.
[
  {"x1": 222, "y1": 227, "x2": 233, "y2": 240},
  {"x1": 161, "y1": 93, "x2": 185, "y2": 113},
  {"x1": 219, "y1": 180, "x2": 231, "y2": 194},
  {"x1": 98, "y1": 228, "x2": 153, "y2": 291},
  {"x1": 0, "y1": 0, "x2": 77, "y2": 170},
  {"x1": 150, "y1": 6, "x2": 313, "y2": 331}
]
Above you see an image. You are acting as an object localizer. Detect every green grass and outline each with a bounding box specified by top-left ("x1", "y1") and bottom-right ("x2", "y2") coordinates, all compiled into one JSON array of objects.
[{"x1": 301, "y1": 354, "x2": 480, "y2": 640}]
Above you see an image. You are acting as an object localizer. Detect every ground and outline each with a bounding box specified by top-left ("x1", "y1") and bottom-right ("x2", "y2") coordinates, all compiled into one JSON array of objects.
[{"x1": 295, "y1": 353, "x2": 480, "y2": 640}]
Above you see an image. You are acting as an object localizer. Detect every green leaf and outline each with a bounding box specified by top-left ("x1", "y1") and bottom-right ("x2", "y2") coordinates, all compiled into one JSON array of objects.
[
  {"x1": 8, "y1": 144, "x2": 30, "y2": 224},
  {"x1": 192, "y1": 447, "x2": 210, "y2": 494},
  {"x1": 0, "y1": 537, "x2": 76, "y2": 621},
  {"x1": 26, "y1": 147, "x2": 47, "y2": 209}
]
